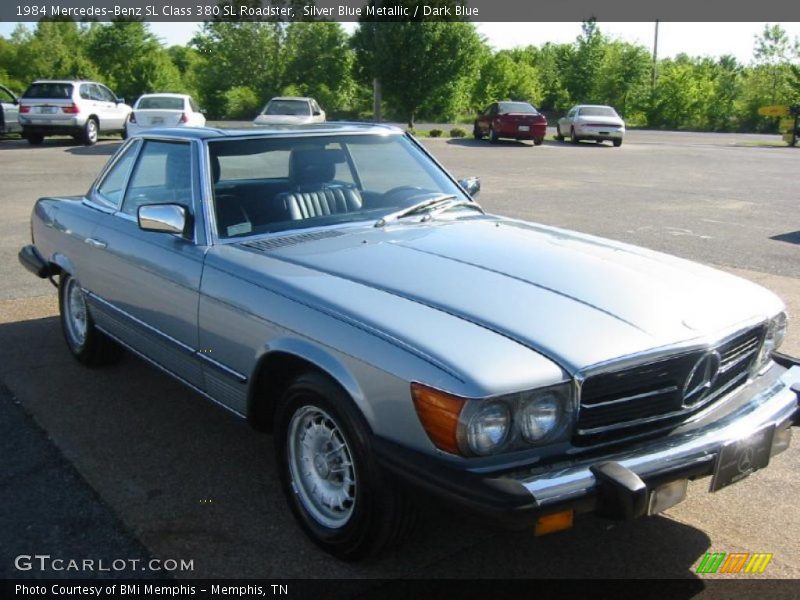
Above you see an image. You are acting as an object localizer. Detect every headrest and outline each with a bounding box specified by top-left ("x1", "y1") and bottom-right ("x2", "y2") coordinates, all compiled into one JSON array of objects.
[{"x1": 289, "y1": 149, "x2": 346, "y2": 187}]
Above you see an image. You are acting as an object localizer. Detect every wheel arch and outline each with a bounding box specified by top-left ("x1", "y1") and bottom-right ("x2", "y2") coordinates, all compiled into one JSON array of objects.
[{"x1": 246, "y1": 338, "x2": 369, "y2": 434}]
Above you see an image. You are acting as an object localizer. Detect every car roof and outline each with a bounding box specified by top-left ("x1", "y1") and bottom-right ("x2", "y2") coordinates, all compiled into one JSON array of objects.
[
  {"x1": 268, "y1": 96, "x2": 314, "y2": 102},
  {"x1": 575, "y1": 104, "x2": 616, "y2": 109},
  {"x1": 140, "y1": 122, "x2": 403, "y2": 140},
  {"x1": 137, "y1": 93, "x2": 191, "y2": 98},
  {"x1": 30, "y1": 80, "x2": 97, "y2": 85}
]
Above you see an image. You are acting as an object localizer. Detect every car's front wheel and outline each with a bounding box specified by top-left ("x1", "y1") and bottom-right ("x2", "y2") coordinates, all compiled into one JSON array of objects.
[
  {"x1": 59, "y1": 274, "x2": 122, "y2": 366},
  {"x1": 570, "y1": 126, "x2": 580, "y2": 144},
  {"x1": 489, "y1": 125, "x2": 499, "y2": 144},
  {"x1": 472, "y1": 123, "x2": 483, "y2": 140},
  {"x1": 275, "y1": 372, "x2": 415, "y2": 561},
  {"x1": 554, "y1": 125, "x2": 564, "y2": 141}
]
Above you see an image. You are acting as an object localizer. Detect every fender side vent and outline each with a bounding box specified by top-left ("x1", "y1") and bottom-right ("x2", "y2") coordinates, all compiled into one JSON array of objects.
[{"x1": 242, "y1": 230, "x2": 346, "y2": 251}]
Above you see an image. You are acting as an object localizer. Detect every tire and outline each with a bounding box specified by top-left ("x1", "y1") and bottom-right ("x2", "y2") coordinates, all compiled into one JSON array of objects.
[
  {"x1": 472, "y1": 123, "x2": 483, "y2": 140},
  {"x1": 58, "y1": 274, "x2": 122, "y2": 366},
  {"x1": 82, "y1": 118, "x2": 99, "y2": 146},
  {"x1": 25, "y1": 132, "x2": 44, "y2": 145},
  {"x1": 489, "y1": 125, "x2": 499, "y2": 144},
  {"x1": 275, "y1": 371, "x2": 415, "y2": 561},
  {"x1": 533, "y1": 136, "x2": 544, "y2": 146},
  {"x1": 121, "y1": 127, "x2": 128, "y2": 140},
  {"x1": 613, "y1": 138, "x2": 623, "y2": 147},
  {"x1": 570, "y1": 127, "x2": 579, "y2": 144},
  {"x1": 554, "y1": 126, "x2": 564, "y2": 141}
]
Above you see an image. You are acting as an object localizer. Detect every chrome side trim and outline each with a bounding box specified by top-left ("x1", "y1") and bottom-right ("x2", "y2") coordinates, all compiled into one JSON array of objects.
[
  {"x1": 86, "y1": 290, "x2": 248, "y2": 383},
  {"x1": 95, "y1": 324, "x2": 246, "y2": 420}
]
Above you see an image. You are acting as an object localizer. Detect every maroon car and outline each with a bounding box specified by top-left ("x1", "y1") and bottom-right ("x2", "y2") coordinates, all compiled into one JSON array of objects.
[{"x1": 474, "y1": 101, "x2": 547, "y2": 146}]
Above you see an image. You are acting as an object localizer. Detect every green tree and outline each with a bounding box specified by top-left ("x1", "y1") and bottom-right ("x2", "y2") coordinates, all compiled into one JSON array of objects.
[
  {"x1": 85, "y1": 21, "x2": 183, "y2": 102},
  {"x1": 12, "y1": 21, "x2": 97, "y2": 84},
  {"x1": 353, "y1": 20, "x2": 485, "y2": 127},
  {"x1": 472, "y1": 50, "x2": 542, "y2": 110}
]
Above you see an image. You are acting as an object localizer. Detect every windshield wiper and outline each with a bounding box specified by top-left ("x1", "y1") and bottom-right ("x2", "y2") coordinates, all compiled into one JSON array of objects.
[
  {"x1": 420, "y1": 199, "x2": 485, "y2": 222},
  {"x1": 374, "y1": 195, "x2": 482, "y2": 227}
]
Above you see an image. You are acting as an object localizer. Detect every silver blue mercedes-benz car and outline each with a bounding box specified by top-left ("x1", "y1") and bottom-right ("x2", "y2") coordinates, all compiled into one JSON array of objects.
[{"x1": 19, "y1": 123, "x2": 799, "y2": 560}]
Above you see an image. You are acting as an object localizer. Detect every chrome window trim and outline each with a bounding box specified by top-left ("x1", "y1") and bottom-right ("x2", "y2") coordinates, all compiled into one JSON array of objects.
[{"x1": 91, "y1": 137, "x2": 142, "y2": 210}]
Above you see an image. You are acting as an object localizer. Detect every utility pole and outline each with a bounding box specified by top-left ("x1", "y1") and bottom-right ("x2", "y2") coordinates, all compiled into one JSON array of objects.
[
  {"x1": 651, "y1": 20, "x2": 659, "y2": 96},
  {"x1": 373, "y1": 77, "x2": 382, "y2": 123}
]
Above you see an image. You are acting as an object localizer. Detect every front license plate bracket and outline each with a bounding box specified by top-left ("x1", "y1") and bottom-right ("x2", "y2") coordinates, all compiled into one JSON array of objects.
[{"x1": 710, "y1": 424, "x2": 775, "y2": 492}]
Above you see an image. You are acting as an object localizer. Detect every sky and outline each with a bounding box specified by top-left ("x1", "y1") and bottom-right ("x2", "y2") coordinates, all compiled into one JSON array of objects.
[{"x1": 1, "y1": 21, "x2": 800, "y2": 63}]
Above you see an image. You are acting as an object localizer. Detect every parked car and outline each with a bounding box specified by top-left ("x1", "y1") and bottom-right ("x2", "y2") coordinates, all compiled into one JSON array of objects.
[
  {"x1": 126, "y1": 93, "x2": 205, "y2": 137},
  {"x1": 0, "y1": 84, "x2": 21, "y2": 135},
  {"x1": 19, "y1": 124, "x2": 798, "y2": 561},
  {"x1": 18, "y1": 80, "x2": 131, "y2": 145},
  {"x1": 557, "y1": 104, "x2": 625, "y2": 146},
  {"x1": 253, "y1": 96, "x2": 326, "y2": 126},
  {"x1": 474, "y1": 101, "x2": 547, "y2": 145}
]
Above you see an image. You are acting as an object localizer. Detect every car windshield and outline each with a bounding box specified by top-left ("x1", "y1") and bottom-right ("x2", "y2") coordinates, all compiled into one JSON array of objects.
[
  {"x1": 264, "y1": 100, "x2": 310, "y2": 116},
  {"x1": 137, "y1": 96, "x2": 185, "y2": 110},
  {"x1": 208, "y1": 133, "x2": 469, "y2": 239},
  {"x1": 23, "y1": 83, "x2": 73, "y2": 99},
  {"x1": 498, "y1": 102, "x2": 538, "y2": 114},
  {"x1": 579, "y1": 106, "x2": 617, "y2": 117}
]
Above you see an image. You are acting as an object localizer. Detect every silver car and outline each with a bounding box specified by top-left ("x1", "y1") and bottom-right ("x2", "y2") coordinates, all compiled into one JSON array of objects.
[
  {"x1": 557, "y1": 104, "x2": 625, "y2": 146},
  {"x1": 0, "y1": 84, "x2": 21, "y2": 135},
  {"x1": 19, "y1": 124, "x2": 799, "y2": 561},
  {"x1": 253, "y1": 96, "x2": 326, "y2": 126},
  {"x1": 18, "y1": 79, "x2": 131, "y2": 145}
]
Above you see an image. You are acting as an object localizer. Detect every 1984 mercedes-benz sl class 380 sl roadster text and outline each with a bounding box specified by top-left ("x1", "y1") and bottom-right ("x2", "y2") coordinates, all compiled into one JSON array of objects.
[{"x1": 19, "y1": 124, "x2": 800, "y2": 560}]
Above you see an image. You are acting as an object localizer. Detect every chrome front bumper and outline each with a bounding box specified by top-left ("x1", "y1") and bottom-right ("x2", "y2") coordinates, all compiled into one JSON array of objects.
[{"x1": 517, "y1": 365, "x2": 800, "y2": 511}]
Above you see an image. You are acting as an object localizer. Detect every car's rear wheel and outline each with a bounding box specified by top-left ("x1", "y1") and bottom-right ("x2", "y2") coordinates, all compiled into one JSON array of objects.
[
  {"x1": 570, "y1": 127, "x2": 579, "y2": 144},
  {"x1": 533, "y1": 136, "x2": 544, "y2": 146},
  {"x1": 275, "y1": 371, "x2": 415, "y2": 561},
  {"x1": 82, "y1": 118, "x2": 99, "y2": 146},
  {"x1": 25, "y1": 132, "x2": 44, "y2": 145},
  {"x1": 489, "y1": 125, "x2": 499, "y2": 144},
  {"x1": 613, "y1": 138, "x2": 623, "y2": 147},
  {"x1": 59, "y1": 274, "x2": 122, "y2": 366}
]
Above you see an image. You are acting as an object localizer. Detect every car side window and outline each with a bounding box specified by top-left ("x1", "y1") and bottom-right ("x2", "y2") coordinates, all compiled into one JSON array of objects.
[
  {"x1": 96, "y1": 141, "x2": 140, "y2": 208},
  {"x1": 121, "y1": 141, "x2": 192, "y2": 217},
  {"x1": 79, "y1": 84, "x2": 93, "y2": 101},
  {"x1": 568, "y1": 108, "x2": 576, "y2": 118},
  {"x1": 189, "y1": 97, "x2": 199, "y2": 113},
  {"x1": 0, "y1": 87, "x2": 15, "y2": 103},
  {"x1": 97, "y1": 85, "x2": 116, "y2": 103}
]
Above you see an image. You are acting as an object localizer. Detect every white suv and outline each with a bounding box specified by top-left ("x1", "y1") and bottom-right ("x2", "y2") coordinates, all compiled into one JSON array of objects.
[{"x1": 18, "y1": 80, "x2": 131, "y2": 145}]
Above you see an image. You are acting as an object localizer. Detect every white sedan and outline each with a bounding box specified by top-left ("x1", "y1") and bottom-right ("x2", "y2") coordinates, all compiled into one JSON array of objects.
[
  {"x1": 556, "y1": 104, "x2": 625, "y2": 147},
  {"x1": 126, "y1": 94, "x2": 205, "y2": 137},
  {"x1": 253, "y1": 96, "x2": 326, "y2": 126}
]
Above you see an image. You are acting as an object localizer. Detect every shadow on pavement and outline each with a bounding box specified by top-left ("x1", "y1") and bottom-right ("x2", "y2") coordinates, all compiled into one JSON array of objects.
[
  {"x1": 67, "y1": 141, "x2": 122, "y2": 156},
  {"x1": 0, "y1": 315, "x2": 712, "y2": 582}
]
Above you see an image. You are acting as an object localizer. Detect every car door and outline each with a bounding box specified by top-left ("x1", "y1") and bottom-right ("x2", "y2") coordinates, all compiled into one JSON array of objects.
[
  {"x1": 559, "y1": 107, "x2": 576, "y2": 131},
  {"x1": 0, "y1": 85, "x2": 19, "y2": 133},
  {"x1": 95, "y1": 84, "x2": 126, "y2": 132},
  {"x1": 84, "y1": 138, "x2": 206, "y2": 388},
  {"x1": 477, "y1": 104, "x2": 495, "y2": 135}
]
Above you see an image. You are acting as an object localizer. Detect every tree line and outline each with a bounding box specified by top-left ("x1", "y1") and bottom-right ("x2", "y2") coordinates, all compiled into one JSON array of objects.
[{"x1": 1, "y1": 19, "x2": 798, "y2": 132}]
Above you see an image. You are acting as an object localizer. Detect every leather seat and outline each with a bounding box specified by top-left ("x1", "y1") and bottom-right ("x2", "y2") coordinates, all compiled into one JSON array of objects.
[{"x1": 278, "y1": 149, "x2": 362, "y2": 220}]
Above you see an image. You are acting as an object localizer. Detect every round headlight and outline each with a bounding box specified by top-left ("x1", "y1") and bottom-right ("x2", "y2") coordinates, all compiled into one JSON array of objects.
[
  {"x1": 466, "y1": 402, "x2": 510, "y2": 455},
  {"x1": 519, "y1": 394, "x2": 563, "y2": 443}
]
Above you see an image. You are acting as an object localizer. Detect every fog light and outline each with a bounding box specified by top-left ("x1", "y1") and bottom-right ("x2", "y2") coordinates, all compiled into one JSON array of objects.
[
  {"x1": 647, "y1": 479, "x2": 688, "y2": 515},
  {"x1": 534, "y1": 510, "x2": 574, "y2": 536}
]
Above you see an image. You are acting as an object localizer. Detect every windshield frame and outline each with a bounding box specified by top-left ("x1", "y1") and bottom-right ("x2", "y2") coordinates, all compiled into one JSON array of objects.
[{"x1": 201, "y1": 131, "x2": 472, "y2": 245}]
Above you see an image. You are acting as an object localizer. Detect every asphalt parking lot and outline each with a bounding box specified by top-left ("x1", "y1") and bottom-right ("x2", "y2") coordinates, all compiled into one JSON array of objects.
[{"x1": 1, "y1": 129, "x2": 798, "y2": 585}]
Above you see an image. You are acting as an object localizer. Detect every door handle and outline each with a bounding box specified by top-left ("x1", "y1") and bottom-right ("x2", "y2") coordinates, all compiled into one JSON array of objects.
[{"x1": 85, "y1": 238, "x2": 107, "y2": 249}]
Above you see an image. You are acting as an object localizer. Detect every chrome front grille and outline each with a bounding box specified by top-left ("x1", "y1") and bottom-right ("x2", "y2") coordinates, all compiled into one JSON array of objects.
[{"x1": 574, "y1": 325, "x2": 766, "y2": 446}]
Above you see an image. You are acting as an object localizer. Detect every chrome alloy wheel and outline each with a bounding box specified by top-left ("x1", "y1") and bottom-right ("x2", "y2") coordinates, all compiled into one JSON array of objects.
[
  {"x1": 64, "y1": 277, "x2": 88, "y2": 347},
  {"x1": 288, "y1": 405, "x2": 357, "y2": 528}
]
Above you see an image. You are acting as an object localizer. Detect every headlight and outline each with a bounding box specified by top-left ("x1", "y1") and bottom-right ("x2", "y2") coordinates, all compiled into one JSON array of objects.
[
  {"x1": 519, "y1": 393, "x2": 565, "y2": 443},
  {"x1": 753, "y1": 312, "x2": 788, "y2": 373},
  {"x1": 412, "y1": 382, "x2": 574, "y2": 457},
  {"x1": 466, "y1": 402, "x2": 511, "y2": 456}
]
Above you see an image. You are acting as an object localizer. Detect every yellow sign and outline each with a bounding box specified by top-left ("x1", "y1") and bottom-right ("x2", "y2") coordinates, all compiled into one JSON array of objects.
[
  {"x1": 758, "y1": 105, "x2": 790, "y2": 117},
  {"x1": 780, "y1": 117, "x2": 795, "y2": 130}
]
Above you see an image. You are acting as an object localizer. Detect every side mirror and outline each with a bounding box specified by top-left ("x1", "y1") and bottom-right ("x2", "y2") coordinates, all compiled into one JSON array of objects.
[
  {"x1": 116, "y1": 97, "x2": 125, "y2": 105},
  {"x1": 458, "y1": 176, "x2": 481, "y2": 200},
  {"x1": 138, "y1": 204, "x2": 189, "y2": 236}
]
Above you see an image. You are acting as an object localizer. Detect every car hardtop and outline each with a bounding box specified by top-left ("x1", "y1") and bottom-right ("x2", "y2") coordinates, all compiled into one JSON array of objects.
[{"x1": 138, "y1": 122, "x2": 404, "y2": 141}]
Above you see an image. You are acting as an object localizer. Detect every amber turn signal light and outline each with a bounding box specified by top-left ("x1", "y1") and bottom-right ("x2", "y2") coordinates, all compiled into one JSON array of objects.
[
  {"x1": 534, "y1": 510, "x2": 574, "y2": 536},
  {"x1": 410, "y1": 383, "x2": 466, "y2": 455}
]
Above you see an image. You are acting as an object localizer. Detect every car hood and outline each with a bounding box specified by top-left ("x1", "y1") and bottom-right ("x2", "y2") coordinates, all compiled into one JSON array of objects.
[{"x1": 235, "y1": 217, "x2": 782, "y2": 374}]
